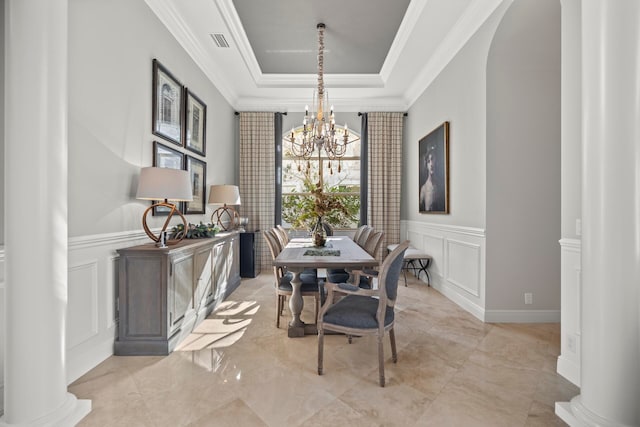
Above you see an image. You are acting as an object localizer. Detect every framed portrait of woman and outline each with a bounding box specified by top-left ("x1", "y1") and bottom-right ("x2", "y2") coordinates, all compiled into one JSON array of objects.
[{"x1": 418, "y1": 121, "x2": 449, "y2": 214}]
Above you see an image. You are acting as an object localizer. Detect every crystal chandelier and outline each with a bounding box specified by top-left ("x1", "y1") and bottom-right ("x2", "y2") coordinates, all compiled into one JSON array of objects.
[{"x1": 285, "y1": 23, "x2": 359, "y2": 174}]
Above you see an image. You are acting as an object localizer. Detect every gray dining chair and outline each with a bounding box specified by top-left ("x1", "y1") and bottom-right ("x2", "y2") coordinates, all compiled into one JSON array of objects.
[
  {"x1": 317, "y1": 241, "x2": 410, "y2": 387},
  {"x1": 263, "y1": 228, "x2": 321, "y2": 328}
]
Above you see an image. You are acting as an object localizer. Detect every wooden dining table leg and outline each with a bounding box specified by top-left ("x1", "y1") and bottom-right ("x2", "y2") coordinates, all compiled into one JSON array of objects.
[{"x1": 288, "y1": 269, "x2": 306, "y2": 337}]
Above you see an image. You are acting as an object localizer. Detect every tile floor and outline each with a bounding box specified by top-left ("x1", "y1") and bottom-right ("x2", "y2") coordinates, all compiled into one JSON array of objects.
[{"x1": 70, "y1": 273, "x2": 578, "y2": 426}]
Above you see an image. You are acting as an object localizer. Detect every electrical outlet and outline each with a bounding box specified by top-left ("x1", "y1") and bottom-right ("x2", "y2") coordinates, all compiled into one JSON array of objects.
[
  {"x1": 524, "y1": 293, "x2": 533, "y2": 305},
  {"x1": 567, "y1": 335, "x2": 576, "y2": 353}
]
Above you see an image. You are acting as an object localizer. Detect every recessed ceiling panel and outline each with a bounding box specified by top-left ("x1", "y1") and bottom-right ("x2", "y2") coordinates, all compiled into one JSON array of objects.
[{"x1": 232, "y1": 0, "x2": 411, "y2": 74}]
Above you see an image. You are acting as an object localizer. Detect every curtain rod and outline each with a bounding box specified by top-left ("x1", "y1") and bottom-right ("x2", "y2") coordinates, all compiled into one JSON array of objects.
[{"x1": 357, "y1": 112, "x2": 408, "y2": 117}]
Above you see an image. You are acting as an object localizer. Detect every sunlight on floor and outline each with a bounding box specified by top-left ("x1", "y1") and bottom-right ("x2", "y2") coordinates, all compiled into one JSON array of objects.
[{"x1": 174, "y1": 300, "x2": 260, "y2": 352}]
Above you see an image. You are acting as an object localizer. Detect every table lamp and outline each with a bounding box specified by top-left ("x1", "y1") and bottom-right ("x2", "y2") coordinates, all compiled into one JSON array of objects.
[
  {"x1": 208, "y1": 185, "x2": 241, "y2": 231},
  {"x1": 136, "y1": 167, "x2": 193, "y2": 247}
]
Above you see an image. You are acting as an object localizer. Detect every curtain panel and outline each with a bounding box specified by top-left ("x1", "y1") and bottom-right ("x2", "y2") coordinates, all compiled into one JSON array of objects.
[
  {"x1": 367, "y1": 112, "x2": 404, "y2": 261},
  {"x1": 239, "y1": 112, "x2": 275, "y2": 270}
]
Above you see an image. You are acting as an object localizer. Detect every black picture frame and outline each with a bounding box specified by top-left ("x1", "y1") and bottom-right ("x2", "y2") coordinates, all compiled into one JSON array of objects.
[
  {"x1": 152, "y1": 141, "x2": 185, "y2": 215},
  {"x1": 184, "y1": 155, "x2": 206, "y2": 215},
  {"x1": 184, "y1": 88, "x2": 207, "y2": 156},
  {"x1": 419, "y1": 121, "x2": 449, "y2": 214},
  {"x1": 152, "y1": 59, "x2": 183, "y2": 146}
]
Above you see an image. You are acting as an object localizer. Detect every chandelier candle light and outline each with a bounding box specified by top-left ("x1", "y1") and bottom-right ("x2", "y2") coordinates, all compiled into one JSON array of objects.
[{"x1": 285, "y1": 23, "x2": 359, "y2": 174}]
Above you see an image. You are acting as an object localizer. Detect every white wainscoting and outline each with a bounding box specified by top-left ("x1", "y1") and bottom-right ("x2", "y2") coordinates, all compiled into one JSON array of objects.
[
  {"x1": 401, "y1": 220, "x2": 487, "y2": 321},
  {"x1": 557, "y1": 238, "x2": 581, "y2": 386},
  {"x1": 0, "y1": 230, "x2": 150, "y2": 390}
]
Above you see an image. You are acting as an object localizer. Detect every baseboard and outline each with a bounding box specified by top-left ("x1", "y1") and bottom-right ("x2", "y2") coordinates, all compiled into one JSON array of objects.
[
  {"x1": 557, "y1": 354, "x2": 581, "y2": 387},
  {"x1": 431, "y1": 280, "x2": 485, "y2": 321},
  {"x1": 555, "y1": 402, "x2": 578, "y2": 426},
  {"x1": 66, "y1": 328, "x2": 116, "y2": 385},
  {"x1": 484, "y1": 309, "x2": 561, "y2": 323}
]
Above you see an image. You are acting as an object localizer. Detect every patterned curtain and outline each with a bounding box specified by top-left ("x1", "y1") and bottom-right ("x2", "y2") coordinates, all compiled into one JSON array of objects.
[
  {"x1": 367, "y1": 112, "x2": 404, "y2": 261},
  {"x1": 239, "y1": 112, "x2": 275, "y2": 270}
]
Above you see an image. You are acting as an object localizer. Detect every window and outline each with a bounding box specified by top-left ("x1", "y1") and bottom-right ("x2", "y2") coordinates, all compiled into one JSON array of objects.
[{"x1": 281, "y1": 126, "x2": 361, "y2": 231}]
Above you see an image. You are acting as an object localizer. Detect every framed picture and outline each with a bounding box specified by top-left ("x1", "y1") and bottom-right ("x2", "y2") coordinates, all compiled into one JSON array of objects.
[
  {"x1": 184, "y1": 89, "x2": 207, "y2": 156},
  {"x1": 152, "y1": 141, "x2": 184, "y2": 215},
  {"x1": 419, "y1": 121, "x2": 449, "y2": 214},
  {"x1": 184, "y1": 155, "x2": 206, "y2": 214},
  {"x1": 152, "y1": 59, "x2": 183, "y2": 146}
]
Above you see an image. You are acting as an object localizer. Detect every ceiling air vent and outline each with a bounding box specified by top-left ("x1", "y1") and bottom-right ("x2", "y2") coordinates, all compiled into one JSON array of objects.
[{"x1": 210, "y1": 33, "x2": 230, "y2": 48}]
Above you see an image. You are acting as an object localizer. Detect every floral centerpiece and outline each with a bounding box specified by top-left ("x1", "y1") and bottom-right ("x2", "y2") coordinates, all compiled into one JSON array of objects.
[
  {"x1": 307, "y1": 183, "x2": 350, "y2": 246},
  {"x1": 170, "y1": 222, "x2": 220, "y2": 240}
]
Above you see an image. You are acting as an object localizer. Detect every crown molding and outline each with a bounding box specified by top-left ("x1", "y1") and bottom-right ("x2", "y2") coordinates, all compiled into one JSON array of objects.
[
  {"x1": 405, "y1": 0, "x2": 513, "y2": 106},
  {"x1": 144, "y1": 0, "x2": 238, "y2": 106}
]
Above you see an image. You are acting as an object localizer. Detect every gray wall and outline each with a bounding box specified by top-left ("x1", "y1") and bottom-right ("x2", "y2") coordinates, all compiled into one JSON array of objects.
[
  {"x1": 485, "y1": 0, "x2": 561, "y2": 310},
  {"x1": 402, "y1": 5, "x2": 510, "y2": 229},
  {"x1": 68, "y1": 0, "x2": 236, "y2": 237},
  {"x1": 402, "y1": 0, "x2": 561, "y2": 313}
]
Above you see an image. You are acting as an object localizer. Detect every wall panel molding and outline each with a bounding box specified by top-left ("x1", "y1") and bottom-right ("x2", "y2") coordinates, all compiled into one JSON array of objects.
[
  {"x1": 68, "y1": 260, "x2": 99, "y2": 350},
  {"x1": 401, "y1": 220, "x2": 486, "y2": 321},
  {"x1": 445, "y1": 239, "x2": 481, "y2": 297},
  {"x1": 558, "y1": 237, "x2": 581, "y2": 386}
]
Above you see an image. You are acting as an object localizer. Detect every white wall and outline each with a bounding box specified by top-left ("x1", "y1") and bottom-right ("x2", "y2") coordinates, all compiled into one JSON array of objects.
[
  {"x1": 402, "y1": 0, "x2": 561, "y2": 322},
  {"x1": 485, "y1": 0, "x2": 561, "y2": 316},
  {"x1": 0, "y1": 0, "x2": 238, "y2": 395},
  {"x1": 401, "y1": 3, "x2": 510, "y2": 319},
  {"x1": 68, "y1": 0, "x2": 236, "y2": 238}
]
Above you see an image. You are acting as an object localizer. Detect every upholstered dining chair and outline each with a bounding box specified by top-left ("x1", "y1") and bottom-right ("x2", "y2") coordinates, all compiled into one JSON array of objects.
[
  {"x1": 354, "y1": 230, "x2": 385, "y2": 288},
  {"x1": 352, "y1": 225, "x2": 370, "y2": 245},
  {"x1": 355, "y1": 225, "x2": 373, "y2": 247},
  {"x1": 327, "y1": 229, "x2": 383, "y2": 289},
  {"x1": 274, "y1": 224, "x2": 290, "y2": 246},
  {"x1": 263, "y1": 228, "x2": 321, "y2": 328},
  {"x1": 317, "y1": 241, "x2": 410, "y2": 387}
]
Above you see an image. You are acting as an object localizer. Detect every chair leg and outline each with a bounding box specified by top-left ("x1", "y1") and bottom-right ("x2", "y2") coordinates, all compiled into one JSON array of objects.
[
  {"x1": 377, "y1": 334, "x2": 385, "y2": 387},
  {"x1": 317, "y1": 330, "x2": 324, "y2": 375},
  {"x1": 390, "y1": 328, "x2": 398, "y2": 363}
]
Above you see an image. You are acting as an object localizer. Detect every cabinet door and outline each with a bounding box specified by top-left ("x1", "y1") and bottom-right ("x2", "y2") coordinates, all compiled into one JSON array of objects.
[
  {"x1": 194, "y1": 244, "x2": 214, "y2": 313},
  {"x1": 213, "y1": 241, "x2": 231, "y2": 302},
  {"x1": 169, "y1": 252, "x2": 194, "y2": 333}
]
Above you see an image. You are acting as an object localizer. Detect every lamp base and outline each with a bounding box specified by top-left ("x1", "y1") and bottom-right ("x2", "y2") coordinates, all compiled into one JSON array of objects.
[
  {"x1": 142, "y1": 202, "x2": 187, "y2": 245},
  {"x1": 212, "y1": 206, "x2": 239, "y2": 231}
]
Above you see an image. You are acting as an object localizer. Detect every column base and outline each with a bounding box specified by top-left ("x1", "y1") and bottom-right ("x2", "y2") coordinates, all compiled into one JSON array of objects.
[
  {"x1": 0, "y1": 393, "x2": 91, "y2": 427},
  {"x1": 556, "y1": 396, "x2": 636, "y2": 427}
]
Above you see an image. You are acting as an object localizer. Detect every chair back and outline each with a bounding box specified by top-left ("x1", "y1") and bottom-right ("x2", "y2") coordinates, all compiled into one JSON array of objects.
[
  {"x1": 263, "y1": 229, "x2": 285, "y2": 283},
  {"x1": 363, "y1": 231, "x2": 384, "y2": 258},
  {"x1": 356, "y1": 225, "x2": 373, "y2": 247},
  {"x1": 275, "y1": 225, "x2": 290, "y2": 246},
  {"x1": 352, "y1": 225, "x2": 369, "y2": 244},
  {"x1": 378, "y1": 241, "x2": 410, "y2": 306}
]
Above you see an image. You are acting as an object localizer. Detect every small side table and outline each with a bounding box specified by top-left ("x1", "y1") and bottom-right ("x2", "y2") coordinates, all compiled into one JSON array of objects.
[{"x1": 387, "y1": 244, "x2": 432, "y2": 286}]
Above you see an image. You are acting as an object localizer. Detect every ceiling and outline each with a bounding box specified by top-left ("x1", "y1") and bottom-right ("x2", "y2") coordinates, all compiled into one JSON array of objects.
[{"x1": 145, "y1": 0, "x2": 507, "y2": 112}]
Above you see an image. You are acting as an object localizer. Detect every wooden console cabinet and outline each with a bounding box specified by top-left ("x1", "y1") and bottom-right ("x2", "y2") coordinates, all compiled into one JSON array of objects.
[{"x1": 115, "y1": 232, "x2": 240, "y2": 355}]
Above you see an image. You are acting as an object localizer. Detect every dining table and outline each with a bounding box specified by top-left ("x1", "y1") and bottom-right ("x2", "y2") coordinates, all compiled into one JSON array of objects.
[{"x1": 273, "y1": 236, "x2": 379, "y2": 337}]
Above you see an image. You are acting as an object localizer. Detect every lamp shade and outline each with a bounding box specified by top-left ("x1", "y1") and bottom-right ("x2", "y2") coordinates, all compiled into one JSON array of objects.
[
  {"x1": 136, "y1": 167, "x2": 193, "y2": 201},
  {"x1": 208, "y1": 185, "x2": 241, "y2": 205}
]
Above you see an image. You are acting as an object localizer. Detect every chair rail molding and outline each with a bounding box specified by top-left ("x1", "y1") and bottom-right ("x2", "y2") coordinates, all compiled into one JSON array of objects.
[
  {"x1": 402, "y1": 220, "x2": 564, "y2": 324},
  {"x1": 0, "y1": 229, "x2": 156, "y2": 391},
  {"x1": 401, "y1": 220, "x2": 486, "y2": 321}
]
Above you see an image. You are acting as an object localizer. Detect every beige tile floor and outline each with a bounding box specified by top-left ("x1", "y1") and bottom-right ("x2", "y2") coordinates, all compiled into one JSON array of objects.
[{"x1": 70, "y1": 273, "x2": 578, "y2": 426}]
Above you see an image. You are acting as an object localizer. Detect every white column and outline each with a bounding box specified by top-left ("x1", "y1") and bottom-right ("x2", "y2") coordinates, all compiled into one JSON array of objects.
[
  {"x1": 2, "y1": 0, "x2": 90, "y2": 425},
  {"x1": 557, "y1": 0, "x2": 640, "y2": 425}
]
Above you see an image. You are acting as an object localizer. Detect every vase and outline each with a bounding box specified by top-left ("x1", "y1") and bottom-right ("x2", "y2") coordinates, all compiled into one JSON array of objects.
[{"x1": 312, "y1": 216, "x2": 327, "y2": 247}]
